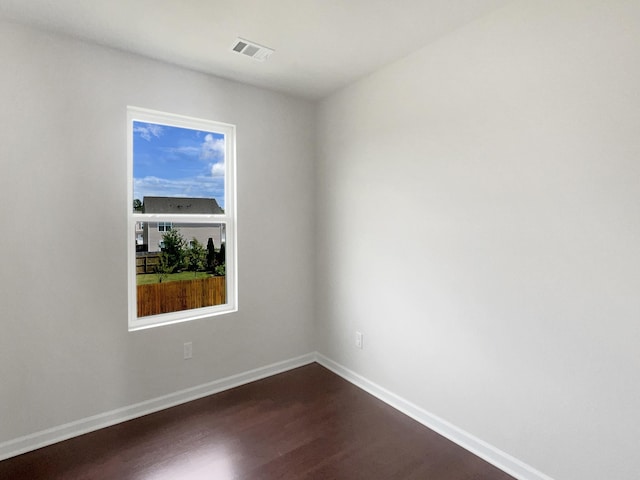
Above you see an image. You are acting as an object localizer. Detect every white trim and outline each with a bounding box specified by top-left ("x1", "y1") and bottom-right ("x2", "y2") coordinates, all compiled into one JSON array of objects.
[
  {"x1": 0, "y1": 353, "x2": 315, "y2": 462},
  {"x1": 315, "y1": 353, "x2": 555, "y2": 480}
]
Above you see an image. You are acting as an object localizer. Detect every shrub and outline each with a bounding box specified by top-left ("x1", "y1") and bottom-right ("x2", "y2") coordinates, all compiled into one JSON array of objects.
[{"x1": 187, "y1": 238, "x2": 207, "y2": 275}]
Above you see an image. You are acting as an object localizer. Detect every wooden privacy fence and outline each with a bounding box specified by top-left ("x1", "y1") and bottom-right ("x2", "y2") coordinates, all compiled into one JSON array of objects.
[
  {"x1": 137, "y1": 276, "x2": 226, "y2": 317},
  {"x1": 136, "y1": 253, "x2": 161, "y2": 274}
]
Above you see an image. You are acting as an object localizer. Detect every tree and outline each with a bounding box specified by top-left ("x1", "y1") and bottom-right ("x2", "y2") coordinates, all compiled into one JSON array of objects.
[
  {"x1": 206, "y1": 237, "x2": 216, "y2": 271},
  {"x1": 160, "y1": 228, "x2": 187, "y2": 272},
  {"x1": 154, "y1": 252, "x2": 173, "y2": 283},
  {"x1": 187, "y1": 238, "x2": 206, "y2": 275},
  {"x1": 133, "y1": 198, "x2": 143, "y2": 212},
  {"x1": 217, "y1": 241, "x2": 226, "y2": 267},
  {"x1": 214, "y1": 242, "x2": 226, "y2": 276}
]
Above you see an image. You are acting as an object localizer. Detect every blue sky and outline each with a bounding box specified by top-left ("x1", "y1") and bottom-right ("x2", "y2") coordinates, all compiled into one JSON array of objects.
[{"x1": 133, "y1": 121, "x2": 225, "y2": 208}]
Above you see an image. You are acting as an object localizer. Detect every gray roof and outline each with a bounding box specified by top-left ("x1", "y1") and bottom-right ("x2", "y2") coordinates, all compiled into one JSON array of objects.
[{"x1": 143, "y1": 196, "x2": 223, "y2": 214}]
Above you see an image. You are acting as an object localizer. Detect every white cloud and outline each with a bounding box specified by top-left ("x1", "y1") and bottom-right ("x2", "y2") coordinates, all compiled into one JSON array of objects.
[
  {"x1": 200, "y1": 134, "x2": 224, "y2": 160},
  {"x1": 134, "y1": 123, "x2": 164, "y2": 141},
  {"x1": 211, "y1": 162, "x2": 225, "y2": 177},
  {"x1": 165, "y1": 146, "x2": 200, "y2": 156}
]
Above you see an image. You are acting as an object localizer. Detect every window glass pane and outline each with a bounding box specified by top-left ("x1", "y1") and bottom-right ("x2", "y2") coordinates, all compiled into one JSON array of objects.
[
  {"x1": 135, "y1": 223, "x2": 227, "y2": 318},
  {"x1": 132, "y1": 121, "x2": 225, "y2": 214}
]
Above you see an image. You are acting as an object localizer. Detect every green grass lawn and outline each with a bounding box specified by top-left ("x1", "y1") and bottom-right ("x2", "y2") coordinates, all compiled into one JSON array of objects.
[{"x1": 136, "y1": 271, "x2": 213, "y2": 285}]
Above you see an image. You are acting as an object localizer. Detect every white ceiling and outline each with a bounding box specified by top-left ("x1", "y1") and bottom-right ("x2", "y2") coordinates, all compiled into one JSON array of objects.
[{"x1": 0, "y1": 0, "x2": 511, "y2": 100}]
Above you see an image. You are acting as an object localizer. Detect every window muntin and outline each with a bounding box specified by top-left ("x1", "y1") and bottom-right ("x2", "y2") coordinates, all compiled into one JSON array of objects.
[{"x1": 127, "y1": 107, "x2": 236, "y2": 330}]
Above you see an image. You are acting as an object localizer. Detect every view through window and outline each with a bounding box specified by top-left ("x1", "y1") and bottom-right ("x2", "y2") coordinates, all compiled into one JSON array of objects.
[{"x1": 127, "y1": 107, "x2": 236, "y2": 330}]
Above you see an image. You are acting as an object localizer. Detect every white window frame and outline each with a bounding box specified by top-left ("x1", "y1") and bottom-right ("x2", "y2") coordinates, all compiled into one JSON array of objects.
[{"x1": 127, "y1": 106, "x2": 237, "y2": 331}]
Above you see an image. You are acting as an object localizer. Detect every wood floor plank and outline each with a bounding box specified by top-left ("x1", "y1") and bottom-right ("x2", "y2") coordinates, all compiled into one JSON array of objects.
[{"x1": 0, "y1": 363, "x2": 515, "y2": 479}]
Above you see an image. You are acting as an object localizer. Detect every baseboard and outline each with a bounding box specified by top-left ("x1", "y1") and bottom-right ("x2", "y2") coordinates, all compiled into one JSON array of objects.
[
  {"x1": 0, "y1": 352, "x2": 316, "y2": 462},
  {"x1": 1, "y1": 351, "x2": 555, "y2": 480},
  {"x1": 315, "y1": 353, "x2": 555, "y2": 480}
]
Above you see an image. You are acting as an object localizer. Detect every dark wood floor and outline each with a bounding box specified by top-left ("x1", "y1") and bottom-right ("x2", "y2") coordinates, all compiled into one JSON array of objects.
[{"x1": 0, "y1": 363, "x2": 514, "y2": 479}]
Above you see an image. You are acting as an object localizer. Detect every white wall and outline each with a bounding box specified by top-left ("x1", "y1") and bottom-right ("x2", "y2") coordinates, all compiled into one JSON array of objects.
[
  {"x1": 0, "y1": 20, "x2": 316, "y2": 443},
  {"x1": 316, "y1": 1, "x2": 640, "y2": 479},
  {"x1": 3, "y1": 2, "x2": 640, "y2": 479}
]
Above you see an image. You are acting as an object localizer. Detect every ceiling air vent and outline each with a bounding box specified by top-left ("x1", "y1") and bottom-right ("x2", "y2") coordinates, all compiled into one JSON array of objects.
[{"x1": 231, "y1": 37, "x2": 274, "y2": 62}]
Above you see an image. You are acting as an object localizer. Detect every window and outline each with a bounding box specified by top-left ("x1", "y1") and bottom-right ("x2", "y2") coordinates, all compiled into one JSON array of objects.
[
  {"x1": 157, "y1": 221, "x2": 172, "y2": 232},
  {"x1": 127, "y1": 107, "x2": 237, "y2": 330}
]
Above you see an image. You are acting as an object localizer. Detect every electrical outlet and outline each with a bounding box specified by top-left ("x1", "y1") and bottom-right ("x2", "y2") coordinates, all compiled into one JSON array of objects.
[
  {"x1": 355, "y1": 331, "x2": 363, "y2": 349},
  {"x1": 183, "y1": 342, "x2": 193, "y2": 359}
]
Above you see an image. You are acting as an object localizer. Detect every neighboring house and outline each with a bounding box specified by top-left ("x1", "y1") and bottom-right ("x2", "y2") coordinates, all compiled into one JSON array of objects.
[
  {"x1": 135, "y1": 221, "x2": 145, "y2": 248},
  {"x1": 141, "y1": 196, "x2": 226, "y2": 253}
]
